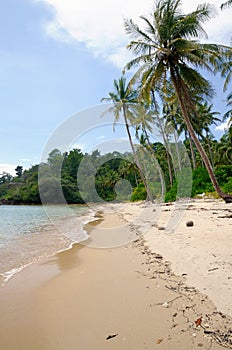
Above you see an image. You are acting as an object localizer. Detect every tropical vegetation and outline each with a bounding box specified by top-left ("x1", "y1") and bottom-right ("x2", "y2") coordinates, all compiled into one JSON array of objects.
[
  {"x1": 123, "y1": 0, "x2": 232, "y2": 202},
  {"x1": 0, "y1": 0, "x2": 231, "y2": 205}
]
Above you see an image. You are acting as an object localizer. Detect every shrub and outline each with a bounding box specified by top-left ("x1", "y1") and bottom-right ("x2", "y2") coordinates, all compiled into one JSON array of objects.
[{"x1": 131, "y1": 183, "x2": 147, "y2": 201}]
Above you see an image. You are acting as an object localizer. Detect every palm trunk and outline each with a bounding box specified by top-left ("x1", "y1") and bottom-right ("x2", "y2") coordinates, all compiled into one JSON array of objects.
[
  {"x1": 206, "y1": 132, "x2": 215, "y2": 169},
  {"x1": 173, "y1": 128, "x2": 182, "y2": 172},
  {"x1": 143, "y1": 127, "x2": 166, "y2": 197},
  {"x1": 188, "y1": 132, "x2": 197, "y2": 170},
  {"x1": 122, "y1": 104, "x2": 153, "y2": 202},
  {"x1": 170, "y1": 68, "x2": 232, "y2": 203},
  {"x1": 151, "y1": 91, "x2": 173, "y2": 187}
]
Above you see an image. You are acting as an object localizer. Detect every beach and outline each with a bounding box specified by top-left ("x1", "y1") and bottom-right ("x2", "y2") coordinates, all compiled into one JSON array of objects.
[{"x1": 0, "y1": 199, "x2": 231, "y2": 350}]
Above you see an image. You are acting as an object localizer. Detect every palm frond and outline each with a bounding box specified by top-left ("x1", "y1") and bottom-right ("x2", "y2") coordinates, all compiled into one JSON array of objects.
[
  {"x1": 124, "y1": 18, "x2": 153, "y2": 43},
  {"x1": 221, "y1": 0, "x2": 232, "y2": 10}
]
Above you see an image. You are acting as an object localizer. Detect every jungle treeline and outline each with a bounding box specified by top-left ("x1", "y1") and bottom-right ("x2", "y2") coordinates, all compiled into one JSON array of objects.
[{"x1": 0, "y1": 131, "x2": 231, "y2": 205}]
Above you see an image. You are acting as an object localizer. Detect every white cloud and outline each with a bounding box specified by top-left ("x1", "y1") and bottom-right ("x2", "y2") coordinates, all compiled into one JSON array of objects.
[
  {"x1": 19, "y1": 158, "x2": 31, "y2": 162},
  {"x1": 182, "y1": 1, "x2": 232, "y2": 45},
  {"x1": 36, "y1": 0, "x2": 232, "y2": 68},
  {"x1": 37, "y1": 0, "x2": 149, "y2": 67},
  {"x1": 0, "y1": 163, "x2": 17, "y2": 175},
  {"x1": 215, "y1": 118, "x2": 231, "y2": 131}
]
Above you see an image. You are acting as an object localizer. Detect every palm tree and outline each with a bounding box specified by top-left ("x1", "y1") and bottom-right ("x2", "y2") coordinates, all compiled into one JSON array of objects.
[
  {"x1": 195, "y1": 102, "x2": 220, "y2": 168},
  {"x1": 223, "y1": 92, "x2": 232, "y2": 127},
  {"x1": 101, "y1": 76, "x2": 154, "y2": 201},
  {"x1": 215, "y1": 126, "x2": 232, "y2": 165},
  {"x1": 221, "y1": 0, "x2": 232, "y2": 10},
  {"x1": 124, "y1": 0, "x2": 232, "y2": 202},
  {"x1": 134, "y1": 107, "x2": 166, "y2": 195}
]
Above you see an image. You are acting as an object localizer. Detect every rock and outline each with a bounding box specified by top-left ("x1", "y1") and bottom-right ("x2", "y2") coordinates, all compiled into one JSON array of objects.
[{"x1": 186, "y1": 220, "x2": 194, "y2": 227}]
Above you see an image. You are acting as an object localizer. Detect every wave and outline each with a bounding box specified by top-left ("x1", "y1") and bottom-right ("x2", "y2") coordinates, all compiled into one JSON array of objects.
[{"x1": 0, "y1": 206, "x2": 100, "y2": 287}]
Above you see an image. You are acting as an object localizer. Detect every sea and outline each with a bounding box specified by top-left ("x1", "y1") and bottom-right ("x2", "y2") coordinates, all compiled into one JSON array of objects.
[{"x1": 0, "y1": 204, "x2": 97, "y2": 286}]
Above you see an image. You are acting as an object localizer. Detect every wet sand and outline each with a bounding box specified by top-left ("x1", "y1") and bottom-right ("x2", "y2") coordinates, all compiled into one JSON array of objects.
[{"x1": 0, "y1": 200, "x2": 231, "y2": 350}]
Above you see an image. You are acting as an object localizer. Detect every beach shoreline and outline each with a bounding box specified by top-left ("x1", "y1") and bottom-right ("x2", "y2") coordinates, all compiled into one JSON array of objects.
[
  {"x1": 0, "y1": 204, "x2": 101, "y2": 287},
  {"x1": 0, "y1": 199, "x2": 231, "y2": 349}
]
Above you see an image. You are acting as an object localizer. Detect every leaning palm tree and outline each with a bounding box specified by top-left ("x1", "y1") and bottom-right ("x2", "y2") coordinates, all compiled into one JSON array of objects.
[
  {"x1": 124, "y1": 0, "x2": 232, "y2": 202},
  {"x1": 101, "y1": 76, "x2": 154, "y2": 201}
]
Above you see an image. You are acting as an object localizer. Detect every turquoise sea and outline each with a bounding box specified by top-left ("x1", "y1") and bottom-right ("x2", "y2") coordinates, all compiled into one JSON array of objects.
[{"x1": 0, "y1": 204, "x2": 95, "y2": 286}]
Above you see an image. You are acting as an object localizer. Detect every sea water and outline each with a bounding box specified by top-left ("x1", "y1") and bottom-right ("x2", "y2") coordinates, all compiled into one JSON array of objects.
[{"x1": 0, "y1": 204, "x2": 96, "y2": 286}]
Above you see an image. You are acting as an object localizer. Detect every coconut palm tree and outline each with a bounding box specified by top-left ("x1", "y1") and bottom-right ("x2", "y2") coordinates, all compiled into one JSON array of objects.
[
  {"x1": 215, "y1": 130, "x2": 232, "y2": 165},
  {"x1": 134, "y1": 107, "x2": 166, "y2": 194},
  {"x1": 221, "y1": 0, "x2": 232, "y2": 10},
  {"x1": 124, "y1": 0, "x2": 232, "y2": 202},
  {"x1": 223, "y1": 92, "x2": 232, "y2": 127},
  {"x1": 101, "y1": 76, "x2": 154, "y2": 201}
]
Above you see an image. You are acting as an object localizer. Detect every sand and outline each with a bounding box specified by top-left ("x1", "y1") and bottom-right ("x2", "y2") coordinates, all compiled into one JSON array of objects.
[
  {"x1": 117, "y1": 199, "x2": 232, "y2": 317},
  {"x1": 0, "y1": 199, "x2": 231, "y2": 350}
]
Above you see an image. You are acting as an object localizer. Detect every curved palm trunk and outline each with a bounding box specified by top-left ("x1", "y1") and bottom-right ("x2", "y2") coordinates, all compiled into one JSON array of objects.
[
  {"x1": 122, "y1": 104, "x2": 153, "y2": 202},
  {"x1": 206, "y1": 132, "x2": 215, "y2": 169},
  {"x1": 170, "y1": 68, "x2": 232, "y2": 203}
]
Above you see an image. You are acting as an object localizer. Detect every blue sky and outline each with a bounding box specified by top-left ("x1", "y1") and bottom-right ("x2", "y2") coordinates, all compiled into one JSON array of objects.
[{"x1": 0, "y1": 0, "x2": 231, "y2": 175}]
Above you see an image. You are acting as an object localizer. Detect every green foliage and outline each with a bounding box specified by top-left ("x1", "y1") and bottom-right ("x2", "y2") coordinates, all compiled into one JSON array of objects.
[
  {"x1": 165, "y1": 181, "x2": 177, "y2": 202},
  {"x1": 223, "y1": 178, "x2": 232, "y2": 194},
  {"x1": 131, "y1": 183, "x2": 147, "y2": 201},
  {"x1": 15, "y1": 165, "x2": 23, "y2": 178},
  {"x1": 191, "y1": 167, "x2": 213, "y2": 196},
  {"x1": 152, "y1": 142, "x2": 172, "y2": 191},
  {"x1": 1, "y1": 145, "x2": 231, "y2": 204},
  {"x1": 215, "y1": 165, "x2": 232, "y2": 185}
]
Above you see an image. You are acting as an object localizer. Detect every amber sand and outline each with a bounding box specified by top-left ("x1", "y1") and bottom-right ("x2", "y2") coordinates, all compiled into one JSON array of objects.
[{"x1": 0, "y1": 198, "x2": 231, "y2": 350}]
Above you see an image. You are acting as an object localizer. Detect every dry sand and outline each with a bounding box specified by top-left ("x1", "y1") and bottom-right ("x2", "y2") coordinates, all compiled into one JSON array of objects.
[
  {"x1": 117, "y1": 199, "x2": 232, "y2": 317},
  {"x1": 0, "y1": 199, "x2": 231, "y2": 350}
]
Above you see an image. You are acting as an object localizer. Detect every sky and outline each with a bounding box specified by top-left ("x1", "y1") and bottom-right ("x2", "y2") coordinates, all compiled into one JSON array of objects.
[{"x1": 0, "y1": 0, "x2": 231, "y2": 175}]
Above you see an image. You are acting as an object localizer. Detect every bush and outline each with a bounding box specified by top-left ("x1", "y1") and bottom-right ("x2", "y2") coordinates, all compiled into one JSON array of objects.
[
  {"x1": 191, "y1": 167, "x2": 213, "y2": 196},
  {"x1": 215, "y1": 165, "x2": 232, "y2": 185},
  {"x1": 131, "y1": 183, "x2": 147, "y2": 201},
  {"x1": 165, "y1": 181, "x2": 177, "y2": 202},
  {"x1": 223, "y1": 178, "x2": 232, "y2": 194}
]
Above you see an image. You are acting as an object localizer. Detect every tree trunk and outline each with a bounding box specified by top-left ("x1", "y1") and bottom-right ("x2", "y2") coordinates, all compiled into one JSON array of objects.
[
  {"x1": 170, "y1": 68, "x2": 232, "y2": 203},
  {"x1": 188, "y1": 132, "x2": 197, "y2": 170},
  {"x1": 143, "y1": 127, "x2": 166, "y2": 197},
  {"x1": 123, "y1": 104, "x2": 153, "y2": 202},
  {"x1": 206, "y1": 132, "x2": 215, "y2": 169},
  {"x1": 173, "y1": 128, "x2": 182, "y2": 172},
  {"x1": 151, "y1": 91, "x2": 173, "y2": 187}
]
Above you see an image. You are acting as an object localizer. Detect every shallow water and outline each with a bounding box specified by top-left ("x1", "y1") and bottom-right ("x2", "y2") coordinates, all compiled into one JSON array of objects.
[{"x1": 0, "y1": 204, "x2": 95, "y2": 285}]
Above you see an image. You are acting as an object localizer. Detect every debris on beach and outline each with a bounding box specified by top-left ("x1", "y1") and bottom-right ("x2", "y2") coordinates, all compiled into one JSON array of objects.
[
  {"x1": 208, "y1": 267, "x2": 219, "y2": 272},
  {"x1": 156, "y1": 338, "x2": 163, "y2": 344},
  {"x1": 162, "y1": 302, "x2": 169, "y2": 308},
  {"x1": 158, "y1": 226, "x2": 165, "y2": 230},
  {"x1": 186, "y1": 220, "x2": 194, "y2": 227},
  {"x1": 133, "y1": 237, "x2": 232, "y2": 349},
  {"x1": 195, "y1": 317, "x2": 202, "y2": 327},
  {"x1": 106, "y1": 334, "x2": 118, "y2": 340},
  {"x1": 218, "y1": 214, "x2": 232, "y2": 219}
]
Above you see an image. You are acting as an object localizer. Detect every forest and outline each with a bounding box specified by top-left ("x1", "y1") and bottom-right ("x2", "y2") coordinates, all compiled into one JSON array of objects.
[{"x1": 0, "y1": 133, "x2": 231, "y2": 205}]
